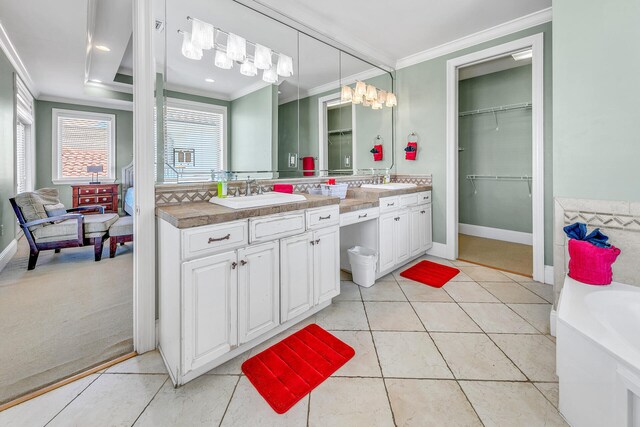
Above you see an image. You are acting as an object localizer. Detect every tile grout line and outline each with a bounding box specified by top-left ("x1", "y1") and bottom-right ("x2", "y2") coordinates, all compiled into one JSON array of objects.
[
  {"x1": 129, "y1": 376, "x2": 169, "y2": 426},
  {"x1": 43, "y1": 371, "x2": 104, "y2": 426},
  {"x1": 218, "y1": 375, "x2": 242, "y2": 427},
  {"x1": 393, "y1": 273, "x2": 486, "y2": 427}
]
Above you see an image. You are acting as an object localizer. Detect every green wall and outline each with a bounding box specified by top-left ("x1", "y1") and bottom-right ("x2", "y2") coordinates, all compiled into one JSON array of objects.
[
  {"x1": 458, "y1": 66, "x2": 532, "y2": 233},
  {"x1": 0, "y1": 49, "x2": 16, "y2": 255},
  {"x1": 395, "y1": 22, "x2": 554, "y2": 264},
  {"x1": 230, "y1": 85, "x2": 278, "y2": 173},
  {"x1": 34, "y1": 101, "x2": 133, "y2": 207},
  {"x1": 553, "y1": 0, "x2": 640, "y2": 201}
]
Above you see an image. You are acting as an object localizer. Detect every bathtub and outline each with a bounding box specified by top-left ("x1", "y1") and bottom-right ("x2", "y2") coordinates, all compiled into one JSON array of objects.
[{"x1": 557, "y1": 275, "x2": 640, "y2": 427}]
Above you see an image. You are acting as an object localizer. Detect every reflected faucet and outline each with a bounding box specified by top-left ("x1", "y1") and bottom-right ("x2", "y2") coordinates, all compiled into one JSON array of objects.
[{"x1": 244, "y1": 179, "x2": 256, "y2": 196}]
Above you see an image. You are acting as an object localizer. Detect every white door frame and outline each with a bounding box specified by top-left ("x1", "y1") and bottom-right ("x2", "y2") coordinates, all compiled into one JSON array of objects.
[
  {"x1": 445, "y1": 33, "x2": 545, "y2": 282},
  {"x1": 132, "y1": 0, "x2": 156, "y2": 353},
  {"x1": 318, "y1": 93, "x2": 357, "y2": 175}
]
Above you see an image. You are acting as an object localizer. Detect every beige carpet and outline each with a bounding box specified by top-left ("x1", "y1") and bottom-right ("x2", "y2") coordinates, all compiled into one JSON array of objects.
[
  {"x1": 458, "y1": 233, "x2": 533, "y2": 277},
  {"x1": 0, "y1": 238, "x2": 133, "y2": 404}
]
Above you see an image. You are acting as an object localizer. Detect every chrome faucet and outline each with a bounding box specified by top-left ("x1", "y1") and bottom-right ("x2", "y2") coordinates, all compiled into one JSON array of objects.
[{"x1": 244, "y1": 179, "x2": 256, "y2": 196}]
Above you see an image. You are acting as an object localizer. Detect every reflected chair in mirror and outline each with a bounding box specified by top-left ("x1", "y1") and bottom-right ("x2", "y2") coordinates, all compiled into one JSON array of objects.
[{"x1": 10, "y1": 188, "x2": 119, "y2": 270}]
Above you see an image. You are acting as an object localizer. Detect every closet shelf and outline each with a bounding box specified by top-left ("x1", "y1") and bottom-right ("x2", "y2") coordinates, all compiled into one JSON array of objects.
[
  {"x1": 459, "y1": 102, "x2": 532, "y2": 117},
  {"x1": 465, "y1": 175, "x2": 532, "y2": 197},
  {"x1": 328, "y1": 129, "x2": 352, "y2": 135}
]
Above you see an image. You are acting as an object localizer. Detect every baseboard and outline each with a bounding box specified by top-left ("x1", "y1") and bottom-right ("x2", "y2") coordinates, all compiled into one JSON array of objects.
[
  {"x1": 155, "y1": 319, "x2": 159, "y2": 348},
  {"x1": 459, "y1": 223, "x2": 533, "y2": 245},
  {"x1": 544, "y1": 265, "x2": 554, "y2": 285},
  {"x1": 549, "y1": 309, "x2": 557, "y2": 337},
  {"x1": 0, "y1": 239, "x2": 17, "y2": 273},
  {"x1": 427, "y1": 242, "x2": 448, "y2": 259}
]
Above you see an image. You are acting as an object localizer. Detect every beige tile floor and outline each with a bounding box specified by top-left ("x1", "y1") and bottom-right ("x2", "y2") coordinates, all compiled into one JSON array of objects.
[{"x1": 0, "y1": 256, "x2": 566, "y2": 426}]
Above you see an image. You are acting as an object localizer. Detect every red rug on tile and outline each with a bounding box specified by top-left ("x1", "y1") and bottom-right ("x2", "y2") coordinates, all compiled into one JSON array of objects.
[
  {"x1": 241, "y1": 324, "x2": 355, "y2": 414},
  {"x1": 399, "y1": 260, "x2": 460, "y2": 288}
]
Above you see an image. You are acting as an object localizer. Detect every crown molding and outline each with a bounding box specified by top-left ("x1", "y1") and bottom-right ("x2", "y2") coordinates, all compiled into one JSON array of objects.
[
  {"x1": 37, "y1": 95, "x2": 133, "y2": 112},
  {"x1": 229, "y1": 80, "x2": 273, "y2": 101},
  {"x1": 396, "y1": 7, "x2": 552, "y2": 70},
  {"x1": 0, "y1": 22, "x2": 39, "y2": 97},
  {"x1": 164, "y1": 83, "x2": 231, "y2": 102}
]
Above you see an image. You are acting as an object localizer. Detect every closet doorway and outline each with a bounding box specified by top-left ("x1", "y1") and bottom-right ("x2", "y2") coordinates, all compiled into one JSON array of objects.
[{"x1": 445, "y1": 34, "x2": 545, "y2": 281}]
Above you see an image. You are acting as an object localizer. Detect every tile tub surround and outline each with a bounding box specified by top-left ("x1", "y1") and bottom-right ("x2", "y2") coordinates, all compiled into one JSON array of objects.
[
  {"x1": 1, "y1": 259, "x2": 565, "y2": 426},
  {"x1": 155, "y1": 174, "x2": 433, "y2": 206},
  {"x1": 553, "y1": 197, "x2": 640, "y2": 305},
  {"x1": 156, "y1": 193, "x2": 340, "y2": 228}
]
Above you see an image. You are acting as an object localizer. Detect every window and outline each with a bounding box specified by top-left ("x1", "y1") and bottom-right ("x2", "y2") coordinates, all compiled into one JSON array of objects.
[
  {"x1": 159, "y1": 99, "x2": 227, "y2": 182},
  {"x1": 15, "y1": 75, "x2": 34, "y2": 194},
  {"x1": 52, "y1": 109, "x2": 116, "y2": 184}
]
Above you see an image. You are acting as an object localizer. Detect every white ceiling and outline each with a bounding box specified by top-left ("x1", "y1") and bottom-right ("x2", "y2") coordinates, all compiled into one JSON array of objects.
[{"x1": 0, "y1": 0, "x2": 550, "y2": 106}]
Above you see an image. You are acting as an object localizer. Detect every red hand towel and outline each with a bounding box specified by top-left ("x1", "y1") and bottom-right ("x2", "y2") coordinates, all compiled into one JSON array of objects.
[
  {"x1": 302, "y1": 157, "x2": 315, "y2": 176},
  {"x1": 373, "y1": 144, "x2": 383, "y2": 161}
]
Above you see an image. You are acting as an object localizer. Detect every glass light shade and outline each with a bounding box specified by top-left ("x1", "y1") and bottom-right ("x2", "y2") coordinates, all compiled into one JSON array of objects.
[
  {"x1": 352, "y1": 94, "x2": 362, "y2": 104},
  {"x1": 372, "y1": 100, "x2": 383, "y2": 110},
  {"x1": 190, "y1": 19, "x2": 214, "y2": 50},
  {"x1": 377, "y1": 90, "x2": 387, "y2": 104},
  {"x1": 214, "y1": 50, "x2": 233, "y2": 69},
  {"x1": 341, "y1": 86, "x2": 353, "y2": 102},
  {"x1": 254, "y1": 44, "x2": 272, "y2": 70},
  {"x1": 181, "y1": 32, "x2": 203, "y2": 60},
  {"x1": 385, "y1": 92, "x2": 397, "y2": 107},
  {"x1": 226, "y1": 33, "x2": 246, "y2": 62},
  {"x1": 362, "y1": 98, "x2": 371, "y2": 107},
  {"x1": 240, "y1": 60, "x2": 257, "y2": 76},
  {"x1": 365, "y1": 85, "x2": 378, "y2": 101},
  {"x1": 354, "y1": 81, "x2": 367, "y2": 97},
  {"x1": 276, "y1": 54, "x2": 294, "y2": 77},
  {"x1": 262, "y1": 66, "x2": 278, "y2": 84}
]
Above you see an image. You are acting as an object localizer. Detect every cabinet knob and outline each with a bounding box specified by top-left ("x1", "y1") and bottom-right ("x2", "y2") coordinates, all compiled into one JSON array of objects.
[
  {"x1": 394, "y1": 217, "x2": 400, "y2": 221},
  {"x1": 310, "y1": 241, "x2": 315, "y2": 246},
  {"x1": 240, "y1": 260, "x2": 248, "y2": 266},
  {"x1": 231, "y1": 262, "x2": 238, "y2": 269},
  {"x1": 387, "y1": 202, "x2": 395, "y2": 207},
  {"x1": 358, "y1": 213, "x2": 368, "y2": 219},
  {"x1": 315, "y1": 239, "x2": 320, "y2": 244},
  {"x1": 420, "y1": 210, "x2": 426, "y2": 214}
]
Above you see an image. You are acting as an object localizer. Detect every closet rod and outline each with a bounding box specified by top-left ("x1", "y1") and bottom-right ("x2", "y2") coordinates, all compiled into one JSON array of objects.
[{"x1": 459, "y1": 102, "x2": 532, "y2": 117}]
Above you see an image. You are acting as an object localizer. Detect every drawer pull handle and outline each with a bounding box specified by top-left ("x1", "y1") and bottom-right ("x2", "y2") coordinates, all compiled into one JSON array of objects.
[
  {"x1": 315, "y1": 239, "x2": 320, "y2": 244},
  {"x1": 310, "y1": 241, "x2": 315, "y2": 246},
  {"x1": 208, "y1": 234, "x2": 231, "y2": 244},
  {"x1": 421, "y1": 210, "x2": 426, "y2": 214},
  {"x1": 394, "y1": 217, "x2": 400, "y2": 221},
  {"x1": 387, "y1": 202, "x2": 395, "y2": 207},
  {"x1": 240, "y1": 260, "x2": 248, "y2": 266},
  {"x1": 231, "y1": 262, "x2": 237, "y2": 269},
  {"x1": 358, "y1": 213, "x2": 368, "y2": 219},
  {"x1": 319, "y1": 215, "x2": 331, "y2": 220}
]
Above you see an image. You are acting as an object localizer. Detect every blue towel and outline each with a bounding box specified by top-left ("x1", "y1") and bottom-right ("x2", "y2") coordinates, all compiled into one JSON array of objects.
[{"x1": 563, "y1": 222, "x2": 611, "y2": 248}]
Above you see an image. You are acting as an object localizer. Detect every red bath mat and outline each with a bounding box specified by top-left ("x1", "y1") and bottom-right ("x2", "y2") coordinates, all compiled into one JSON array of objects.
[
  {"x1": 400, "y1": 260, "x2": 460, "y2": 288},
  {"x1": 241, "y1": 324, "x2": 355, "y2": 414}
]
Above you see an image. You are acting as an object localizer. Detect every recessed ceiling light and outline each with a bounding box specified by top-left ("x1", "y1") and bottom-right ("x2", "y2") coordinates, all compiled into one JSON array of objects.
[
  {"x1": 512, "y1": 49, "x2": 532, "y2": 61},
  {"x1": 95, "y1": 45, "x2": 111, "y2": 52},
  {"x1": 89, "y1": 79, "x2": 102, "y2": 83},
  {"x1": 205, "y1": 78, "x2": 215, "y2": 83}
]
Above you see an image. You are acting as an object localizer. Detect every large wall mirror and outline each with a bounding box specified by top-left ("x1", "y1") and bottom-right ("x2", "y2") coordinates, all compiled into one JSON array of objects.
[{"x1": 155, "y1": 0, "x2": 395, "y2": 183}]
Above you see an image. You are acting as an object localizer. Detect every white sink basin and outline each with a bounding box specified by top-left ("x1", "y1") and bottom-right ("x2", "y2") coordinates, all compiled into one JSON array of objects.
[
  {"x1": 209, "y1": 192, "x2": 306, "y2": 209},
  {"x1": 360, "y1": 183, "x2": 417, "y2": 190}
]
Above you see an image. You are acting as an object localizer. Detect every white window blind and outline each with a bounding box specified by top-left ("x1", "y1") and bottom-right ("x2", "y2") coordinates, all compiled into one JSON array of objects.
[
  {"x1": 15, "y1": 75, "x2": 34, "y2": 194},
  {"x1": 163, "y1": 101, "x2": 225, "y2": 182},
  {"x1": 52, "y1": 110, "x2": 115, "y2": 183}
]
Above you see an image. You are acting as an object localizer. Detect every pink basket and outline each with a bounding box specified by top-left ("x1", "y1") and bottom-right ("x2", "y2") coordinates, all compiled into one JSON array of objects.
[{"x1": 567, "y1": 239, "x2": 621, "y2": 285}]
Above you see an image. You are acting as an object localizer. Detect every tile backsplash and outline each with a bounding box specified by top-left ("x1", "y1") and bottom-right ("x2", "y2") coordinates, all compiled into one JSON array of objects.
[{"x1": 155, "y1": 174, "x2": 433, "y2": 206}]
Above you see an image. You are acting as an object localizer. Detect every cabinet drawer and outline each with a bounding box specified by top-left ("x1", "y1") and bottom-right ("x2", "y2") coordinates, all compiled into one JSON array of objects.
[
  {"x1": 400, "y1": 193, "x2": 419, "y2": 207},
  {"x1": 418, "y1": 191, "x2": 431, "y2": 204},
  {"x1": 182, "y1": 220, "x2": 248, "y2": 259},
  {"x1": 379, "y1": 196, "x2": 400, "y2": 213},
  {"x1": 306, "y1": 206, "x2": 340, "y2": 230},
  {"x1": 96, "y1": 187, "x2": 113, "y2": 194},
  {"x1": 79, "y1": 188, "x2": 97, "y2": 195},
  {"x1": 249, "y1": 213, "x2": 305, "y2": 243},
  {"x1": 340, "y1": 207, "x2": 379, "y2": 227},
  {"x1": 79, "y1": 195, "x2": 112, "y2": 205}
]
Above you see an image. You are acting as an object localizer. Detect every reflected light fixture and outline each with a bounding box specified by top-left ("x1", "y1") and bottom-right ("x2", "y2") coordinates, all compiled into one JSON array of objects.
[
  {"x1": 226, "y1": 33, "x2": 246, "y2": 62},
  {"x1": 214, "y1": 50, "x2": 233, "y2": 69},
  {"x1": 205, "y1": 78, "x2": 215, "y2": 83},
  {"x1": 190, "y1": 17, "x2": 214, "y2": 50},
  {"x1": 254, "y1": 43, "x2": 273, "y2": 70},
  {"x1": 377, "y1": 90, "x2": 387, "y2": 104},
  {"x1": 262, "y1": 66, "x2": 278, "y2": 84},
  {"x1": 352, "y1": 94, "x2": 362, "y2": 104},
  {"x1": 512, "y1": 49, "x2": 532, "y2": 61},
  {"x1": 240, "y1": 60, "x2": 258, "y2": 77},
  {"x1": 181, "y1": 31, "x2": 203, "y2": 60},
  {"x1": 362, "y1": 98, "x2": 371, "y2": 107},
  {"x1": 95, "y1": 45, "x2": 110, "y2": 52},
  {"x1": 277, "y1": 54, "x2": 293, "y2": 77},
  {"x1": 365, "y1": 84, "x2": 378, "y2": 102},
  {"x1": 385, "y1": 92, "x2": 397, "y2": 107},
  {"x1": 354, "y1": 81, "x2": 367, "y2": 97},
  {"x1": 341, "y1": 86, "x2": 353, "y2": 102},
  {"x1": 371, "y1": 100, "x2": 383, "y2": 110}
]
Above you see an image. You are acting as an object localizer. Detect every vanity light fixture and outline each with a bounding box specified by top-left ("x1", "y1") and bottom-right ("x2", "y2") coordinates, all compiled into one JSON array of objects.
[
  {"x1": 352, "y1": 94, "x2": 363, "y2": 104},
  {"x1": 365, "y1": 84, "x2": 378, "y2": 102},
  {"x1": 226, "y1": 33, "x2": 247, "y2": 62},
  {"x1": 354, "y1": 81, "x2": 367, "y2": 97},
  {"x1": 277, "y1": 54, "x2": 294, "y2": 77},
  {"x1": 341, "y1": 85, "x2": 353, "y2": 102},
  {"x1": 385, "y1": 92, "x2": 397, "y2": 107},
  {"x1": 214, "y1": 50, "x2": 233, "y2": 69},
  {"x1": 512, "y1": 49, "x2": 532, "y2": 61},
  {"x1": 343, "y1": 82, "x2": 397, "y2": 109},
  {"x1": 377, "y1": 90, "x2": 387, "y2": 104},
  {"x1": 262, "y1": 66, "x2": 278, "y2": 84},
  {"x1": 362, "y1": 98, "x2": 371, "y2": 107},
  {"x1": 371, "y1": 100, "x2": 383, "y2": 110},
  {"x1": 181, "y1": 31, "x2": 203, "y2": 60},
  {"x1": 94, "y1": 45, "x2": 111, "y2": 52},
  {"x1": 254, "y1": 44, "x2": 272, "y2": 70},
  {"x1": 190, "y1": 18, "x2": 214, "y2": 50},
  {"x1": 240, "y1": 60, "x2": 258, "y2": 77}
]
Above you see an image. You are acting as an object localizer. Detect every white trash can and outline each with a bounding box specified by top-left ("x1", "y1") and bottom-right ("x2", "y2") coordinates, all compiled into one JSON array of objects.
[{"x1": 348, "y1": 246, "x2": 378, "y2": 288}]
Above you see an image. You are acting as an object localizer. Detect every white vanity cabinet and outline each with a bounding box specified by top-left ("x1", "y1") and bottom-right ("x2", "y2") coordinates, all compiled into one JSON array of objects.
[{"x1": 158, "y1": 205, "x2": 340, "y2": 386}]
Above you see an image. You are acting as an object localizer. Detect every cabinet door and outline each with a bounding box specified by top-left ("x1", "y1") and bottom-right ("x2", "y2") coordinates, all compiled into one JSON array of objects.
[
  {"x1": 237, "y1": 241, "x2": 280, "y2": 344},
  {"x1": 420, "y1": 205, "x2": 433, "y2": 251},
  {"x1": 313, "y1": 226, "x2": 340, "y2": 305},
  {"x1": 409, "y1": 207, "x2": 422, "y2": 257},
  {"x1": 182, "y1": 251, "x2": 238, "y2": 373},
  {"x1": 280, "y1": 232, "x2": 314, "y2": 322},
  {"x1": 395, "y1": 210, "x2": 411, "y2": 264},
  {"x1": 378, "y1": 212, "x2": 396, "y2": 272}
]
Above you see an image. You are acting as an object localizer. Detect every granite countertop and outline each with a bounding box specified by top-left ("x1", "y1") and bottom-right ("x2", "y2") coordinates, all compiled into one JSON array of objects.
[
  {"x1": 157, "y1": 193, "x2": 340, "y2": 229},
  {"x1": 338, "y1": 198, "x2": 379, "y2": 214},
  {"x1": 346, "y1": 184, "x2": 433, "y2": 201}
]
